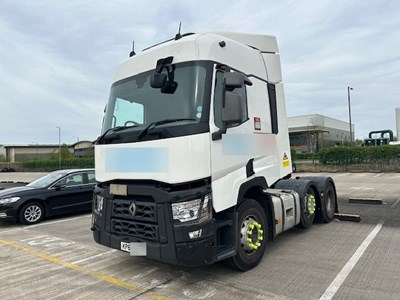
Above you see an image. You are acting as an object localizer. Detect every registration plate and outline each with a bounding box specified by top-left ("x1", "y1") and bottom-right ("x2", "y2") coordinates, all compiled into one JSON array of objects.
[
  {"x1": 120, "y1": 242, "x2": 147, "y2": 256},
  {"x1": 120, "y1": 241, "x2": 131, "y2": 253}
]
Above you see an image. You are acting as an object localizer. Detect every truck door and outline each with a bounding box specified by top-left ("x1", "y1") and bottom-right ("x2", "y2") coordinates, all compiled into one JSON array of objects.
[
  {"x1": 210, "y1": 69, "x2": 280, "y2": 212},
  {"x1": 210, "y1": 70, "x2": 255, "y2": 212}
]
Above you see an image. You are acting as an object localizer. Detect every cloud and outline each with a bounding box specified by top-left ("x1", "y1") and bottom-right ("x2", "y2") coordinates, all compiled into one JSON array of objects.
[{"x1": 0, "y1": 0, "x2": 399, "y2": 145}]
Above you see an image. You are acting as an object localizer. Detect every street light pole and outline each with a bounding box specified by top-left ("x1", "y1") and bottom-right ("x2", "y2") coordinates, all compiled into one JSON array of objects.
[
  {"x1": 347, "y1": 86, "x2": 354, "y2": 146},
  {"x1": 56, "y1": 126, "x2": 61, "y2": 168}
]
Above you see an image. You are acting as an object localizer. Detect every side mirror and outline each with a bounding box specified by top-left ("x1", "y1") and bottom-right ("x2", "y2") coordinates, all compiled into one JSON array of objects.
[
  {"x1": 150, "y1": 73, "x2": 167, "y2": 88},
  {"x1": 52, "y1": 184, "x2": 66, "y2": 191},
  {"x1": 224, "y1": 72, "x2": 252, "y2": 89},
  {"x1": 222, "y1": 91, "x2": 243, "y2": 123}
]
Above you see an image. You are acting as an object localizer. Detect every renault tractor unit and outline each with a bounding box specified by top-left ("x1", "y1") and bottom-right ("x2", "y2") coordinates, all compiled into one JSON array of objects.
[{"x1": 92, "y1": 32, "x2": 337, "y2": 271}]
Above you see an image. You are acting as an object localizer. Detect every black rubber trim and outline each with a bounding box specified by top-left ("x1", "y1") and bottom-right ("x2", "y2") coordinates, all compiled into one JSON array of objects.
[
  {"x1": 267, "y1": 83, "x2": 278, "y2": 134},
  {"x1": 237, "y1": 177, "x2": 268, "y2": 204},
  {"x1": 246, "y1": 159, "x2": 255, "y2": 178}
]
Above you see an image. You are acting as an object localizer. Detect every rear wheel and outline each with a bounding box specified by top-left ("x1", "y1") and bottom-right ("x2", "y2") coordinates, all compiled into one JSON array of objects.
[
  {"x1": 19, "y1": 202, "x2": 45, "y2": 225},
  {"x1": 321, "y1": 182, "x2": 337, "y2": 223},
  {"x1": 298, "y1": 188, "x2": 316, "y2": 229},
  {"x1": 225, "y1": 199, "x2": 268, "y2": 271}
]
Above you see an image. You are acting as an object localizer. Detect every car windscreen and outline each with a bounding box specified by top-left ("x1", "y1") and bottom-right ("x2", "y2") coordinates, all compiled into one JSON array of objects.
[{"x1": 27, "y1": 172, "x2": 68, "y2": 188}]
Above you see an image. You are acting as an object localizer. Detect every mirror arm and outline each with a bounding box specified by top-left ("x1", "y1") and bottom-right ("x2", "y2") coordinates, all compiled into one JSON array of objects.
[{"x1": 212, "y1": 123, "x2": 227, "y2": 141}]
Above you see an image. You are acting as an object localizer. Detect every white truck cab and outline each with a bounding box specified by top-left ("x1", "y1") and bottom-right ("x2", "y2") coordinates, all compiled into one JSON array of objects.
[{"x1": 92, "y1": 32, "x2": 338, "y2": 271}]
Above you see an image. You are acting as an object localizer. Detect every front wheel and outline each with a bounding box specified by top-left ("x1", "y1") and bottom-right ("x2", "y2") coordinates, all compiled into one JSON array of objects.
[
  {"x1": 225, "y1": 199, "x2": 268, "y2": 271},
  {"x1": 19, "y1": 202, "x2": 45, "y2": 225}
]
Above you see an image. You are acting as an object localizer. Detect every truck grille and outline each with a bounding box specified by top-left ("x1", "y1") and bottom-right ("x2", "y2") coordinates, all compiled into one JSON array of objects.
[
  {"x1": 111, "y1": 219, "x2": 158, "y2": 241},
  {"x1": 110, "y1": 198, "x2": 161, "y2": 242},
  {"x1": 112, "y1": 199, "x2": 156, "y2": 222}
]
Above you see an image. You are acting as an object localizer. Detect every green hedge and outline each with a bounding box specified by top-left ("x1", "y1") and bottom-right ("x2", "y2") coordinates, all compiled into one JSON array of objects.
[
  {"x1": 291, "y1": 150, "x2": 319, "y2": 160},
  {"x1": 319, "y1": 145, "x2": 400, "y2": 165},
  {"x1": 22, "y1": 158, "x2": 94, "y2": 171}
]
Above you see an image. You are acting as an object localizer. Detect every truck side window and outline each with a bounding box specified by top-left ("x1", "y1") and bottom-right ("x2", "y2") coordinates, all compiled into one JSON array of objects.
[{"x1": 214, "y1": 71, "x2": 248, "y2": 129}]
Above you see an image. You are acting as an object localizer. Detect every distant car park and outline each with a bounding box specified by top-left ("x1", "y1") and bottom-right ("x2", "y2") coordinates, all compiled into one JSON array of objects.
[{"x1": 0, "y1": 169, "x2": 95, "y2": 225}]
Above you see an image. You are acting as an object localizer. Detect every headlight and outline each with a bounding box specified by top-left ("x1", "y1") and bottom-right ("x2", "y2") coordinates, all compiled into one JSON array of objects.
[
  {"x1": 0, "y1": 197, "x2": 20, "y2": 204},
  {"x1": 93, "y1": 194, "x2": 103, "y2": 213},
  {"x1": 171, "y1": 194, "x2": 212, "y2": 225}
]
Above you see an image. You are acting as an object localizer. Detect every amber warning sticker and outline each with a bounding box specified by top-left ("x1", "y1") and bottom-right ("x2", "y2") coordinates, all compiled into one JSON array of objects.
[
  {"x1": 254, "y1": 117, "x2": 261, "y2": 130},
  {"x1": 282, "y1": 153, "x2": 290, "y2": 168}
]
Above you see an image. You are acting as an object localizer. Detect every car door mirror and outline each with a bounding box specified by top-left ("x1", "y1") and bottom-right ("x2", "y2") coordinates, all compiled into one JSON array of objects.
[{"x1": 52, "y1": 183, "x2": 66, "y2": 191}]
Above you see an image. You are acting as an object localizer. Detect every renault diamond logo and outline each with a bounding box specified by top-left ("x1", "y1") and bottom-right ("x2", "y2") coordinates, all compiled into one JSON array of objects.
[{"x1": 129, "y1": 202, "x2": 137, "y2": 216}]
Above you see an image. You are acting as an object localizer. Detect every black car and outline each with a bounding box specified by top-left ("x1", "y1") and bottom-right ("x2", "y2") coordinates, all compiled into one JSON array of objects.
[{"x1": 0, "y1": 169, "x2": 95, "y2": 225}]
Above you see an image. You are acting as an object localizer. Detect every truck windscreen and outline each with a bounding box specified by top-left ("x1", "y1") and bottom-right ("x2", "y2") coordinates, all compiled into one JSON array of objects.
[{"x1": 100, "y1": 61, "x2": 212, "y2": 143}]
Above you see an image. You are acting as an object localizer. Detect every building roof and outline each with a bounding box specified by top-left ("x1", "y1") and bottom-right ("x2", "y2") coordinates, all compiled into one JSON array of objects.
[{"x1": 288, "y1": 114, "x2": 351, "y2": 132}]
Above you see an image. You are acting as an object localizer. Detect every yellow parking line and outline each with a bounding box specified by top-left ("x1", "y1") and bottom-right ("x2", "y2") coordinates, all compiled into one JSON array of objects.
[{"x1": 0, "y1": 238, "x2": 167, "y2": 300}]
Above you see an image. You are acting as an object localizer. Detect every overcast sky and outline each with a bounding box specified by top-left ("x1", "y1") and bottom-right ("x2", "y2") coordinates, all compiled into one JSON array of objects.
[{"x1": 1, "y1": 0, "x2": 399, "y2": 145}]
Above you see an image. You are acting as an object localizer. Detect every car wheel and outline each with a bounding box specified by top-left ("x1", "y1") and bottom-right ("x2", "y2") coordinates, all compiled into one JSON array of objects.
[{"x1": 19, "y1": 202, "x2": 45, "y2": 225}]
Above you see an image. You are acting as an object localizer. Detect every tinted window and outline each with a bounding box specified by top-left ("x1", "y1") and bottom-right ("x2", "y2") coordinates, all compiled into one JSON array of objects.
[
  {"x1": 87, "y1": 172, "x2": 96, "y2": 183},
  {"x1": 59, "y1": 174, "x2": 84, "y2": 186}
]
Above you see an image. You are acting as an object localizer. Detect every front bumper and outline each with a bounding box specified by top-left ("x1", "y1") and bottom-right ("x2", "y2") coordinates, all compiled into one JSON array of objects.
[
  {"x1": 92, "y1": 218, "x2": 217, "y2": 266},
  {"x1": 0, "y1": 205, "x2": 18, "y2": 222},
  {"x1": 91, "y1": 180, "x2": 218, "y2": 267}
]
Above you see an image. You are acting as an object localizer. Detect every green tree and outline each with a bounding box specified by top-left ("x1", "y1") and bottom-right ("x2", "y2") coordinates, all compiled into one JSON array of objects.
[
  {"x1": 61, "y1": 144, "x2": 73, "y2": 160},
  {"x1": 355, "y1": 139, "x2": 363, "y2": 146},
  {"x1": 48, "y1": 144, "x2": 73, "y2": 160}
]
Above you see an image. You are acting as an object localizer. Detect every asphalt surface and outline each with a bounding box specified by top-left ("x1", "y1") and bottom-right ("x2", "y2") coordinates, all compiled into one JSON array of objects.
[{"x1": 0, "y1": 172, "x2": 399, "y2": 299}]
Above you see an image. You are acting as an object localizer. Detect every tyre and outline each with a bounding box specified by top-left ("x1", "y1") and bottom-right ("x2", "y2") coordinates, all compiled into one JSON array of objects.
[
  {"x1": 274, "y1": 179, "x2": 317, "y2": 229},
  {"x1": 298, "y1": 186, "x2": 316, "y2": 229},
  {"x1": 321, "y1": 182, "x2": 337, "y2": 223},
  {"x1": 299, "y1": 176, "x2": 337, "y2": 223},
  {"x1": 225, "y1": 199, "x2": 268, "y2": 271},
  {"x1": 19, "y1": 202, "x2": 45, "y2": 225}
]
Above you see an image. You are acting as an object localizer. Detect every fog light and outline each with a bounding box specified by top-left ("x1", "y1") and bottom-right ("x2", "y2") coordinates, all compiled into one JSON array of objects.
[{"x1": 188, "y1": 229, "x2": 202, "y2": 239}]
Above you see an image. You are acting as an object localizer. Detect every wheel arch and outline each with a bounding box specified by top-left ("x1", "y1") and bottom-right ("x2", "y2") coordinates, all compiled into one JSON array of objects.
[
  {"x1": 18, "y1": 199, "x2": 47, "y2": 218},
  {"x1": 237, "y1": 177, "x2": 275, "y2": 241},
  {"x1": 275, "y1": 178, "x2": 321, "y2": 205}
]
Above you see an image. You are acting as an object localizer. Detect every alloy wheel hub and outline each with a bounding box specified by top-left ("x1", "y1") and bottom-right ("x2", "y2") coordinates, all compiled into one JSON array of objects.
[
  {"x1": 306, "y1": 194, "x2": 316, "y2": 215},
  {"x1": 240, "y1": 218, "x2": 263, "y2": 252}
]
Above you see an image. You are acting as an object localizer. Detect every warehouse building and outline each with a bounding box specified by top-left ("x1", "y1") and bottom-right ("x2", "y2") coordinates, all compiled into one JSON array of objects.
[
  {"x1": 3, "y1": 141, "x2": 93, "y2": 162},
  {"x1": 288, "y1": 114, "x2": 353, "y2": 153}
]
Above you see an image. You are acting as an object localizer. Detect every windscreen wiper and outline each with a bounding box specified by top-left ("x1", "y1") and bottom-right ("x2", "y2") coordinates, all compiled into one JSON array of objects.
[
  {"x1": 137, "y1": 118, "x2": 196, "y2": 140},
  {"x1": 96, "y1": 125, "x2": 138, "y2": 144}
]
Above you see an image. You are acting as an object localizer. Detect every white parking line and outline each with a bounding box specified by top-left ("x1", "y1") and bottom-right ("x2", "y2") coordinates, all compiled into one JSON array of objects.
[
  {"x1": 319, "y1": 221, "x2": 384, "y2": 300},
  {"x1": 391, "y1": 197, "x2": 400, "y2": 209},
  {"x1": 27, "y1": 215, "x2": 90, "y2": 228},
  {"x1": 71, "y1": 249, "x2": 118, "y2": 264},
  {"x1": 373, "y1": 173, "x2": 383, "y2": 178},
  {"x1": 20, "y1": 235, "x2": 49, "y2": 242}
]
